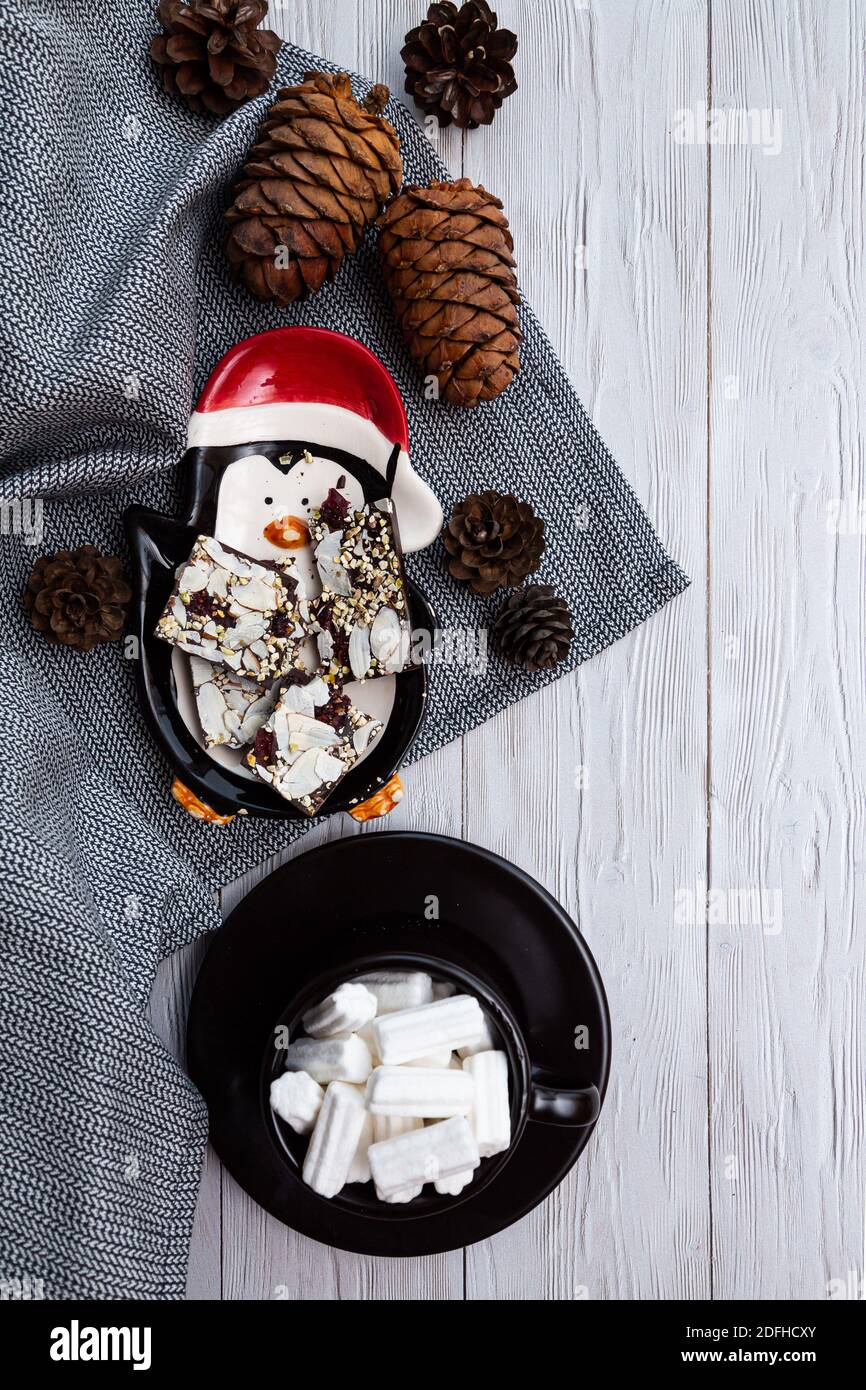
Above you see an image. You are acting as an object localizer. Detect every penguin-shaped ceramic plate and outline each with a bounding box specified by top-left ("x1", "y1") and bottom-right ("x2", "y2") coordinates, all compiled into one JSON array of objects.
[{"x1": 125, "y1": 328, "x2": 443, "y2": 823}]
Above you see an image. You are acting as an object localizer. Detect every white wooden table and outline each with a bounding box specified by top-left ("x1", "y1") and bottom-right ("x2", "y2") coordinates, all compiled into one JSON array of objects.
[{"x1": 150, "y1": 0, "x2": 866, "y2": 1300}]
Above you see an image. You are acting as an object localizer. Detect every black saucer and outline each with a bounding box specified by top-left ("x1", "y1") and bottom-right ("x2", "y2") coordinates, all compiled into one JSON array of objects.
[{"x1": 187, "y1": 833, "x2": 611, "y2": 1256}]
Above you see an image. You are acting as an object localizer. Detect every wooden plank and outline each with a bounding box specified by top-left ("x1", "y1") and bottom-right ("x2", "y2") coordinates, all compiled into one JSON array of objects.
[
  {"x1": 460, "y1": 0, "x2": 710, "y2": 1299},
  {"x1": 149, "y1": 938, "x2": 222, "y2": 1299},
  {"x1": 709, "y1": 0, "x2": 866, "y2": 1299},
  {"x1": 269, "y1": 0, "x2": 358, "y2": 69}
]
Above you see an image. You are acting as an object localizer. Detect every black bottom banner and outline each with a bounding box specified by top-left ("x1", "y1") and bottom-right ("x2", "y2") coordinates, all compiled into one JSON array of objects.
[{"x1": 1, "y1": 1297, "x2": 861, "y2": 1374}]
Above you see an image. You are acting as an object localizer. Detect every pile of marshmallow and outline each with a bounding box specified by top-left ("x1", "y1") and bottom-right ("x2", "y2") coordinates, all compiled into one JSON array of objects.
[{"x1": 269, "y1": 970, "x2": 511, "y2": 1204}]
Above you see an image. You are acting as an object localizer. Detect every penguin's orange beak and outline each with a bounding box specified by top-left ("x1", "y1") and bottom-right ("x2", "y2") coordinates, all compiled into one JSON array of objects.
[{"x1": 264, "y1": 514, "x2": 310, "y2": 549}]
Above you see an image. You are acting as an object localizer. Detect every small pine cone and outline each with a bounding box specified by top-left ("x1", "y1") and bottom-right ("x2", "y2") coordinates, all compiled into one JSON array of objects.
[
  {"x1": 23, "y1": 546, "x2": 131, "y2": 653},
  {"x1": 402, "y1": 1, "x2": 518, "y2": 130},
  {"x1": 494, "y1": 585, "x2": 574, "y2": 674},
  {"x1": 225, "y1": 73, "x2": 402, "y2": 305},
  {"x1": 149, "y1": 0, "x2": 282, "y2": 118},
  {"x1": 443, "y1": 491, "x2": 544, "y2": 595}
]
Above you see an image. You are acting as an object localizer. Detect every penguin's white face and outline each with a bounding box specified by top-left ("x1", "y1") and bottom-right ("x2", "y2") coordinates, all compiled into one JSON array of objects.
[
  {"x1": 214, "y1": 452, "x2": 367, "y2": 597},
  {"x1": 187, "y1": 402, "x2": 443, "y2": 554}
]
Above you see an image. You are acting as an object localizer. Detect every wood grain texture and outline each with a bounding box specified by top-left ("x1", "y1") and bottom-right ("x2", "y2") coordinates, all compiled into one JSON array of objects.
[
  {"x1": 460, "y1": 0, "x2": 710, "y2": 1300},
  {"x1": 149, "y1": 937, "x2": 221, "y2": 1299},
  {"x1": 709, "y1": 0, "x2": 866, "y2": 1299},
  {"x1": 145, "y1": 0, "x2": 866, "y2": 1301}
]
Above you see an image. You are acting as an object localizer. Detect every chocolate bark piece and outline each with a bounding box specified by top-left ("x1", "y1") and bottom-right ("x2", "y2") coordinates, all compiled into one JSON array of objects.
[
  {"x1": 155, "y1": 535, "x2": 305, "y2": 685},
  {"x1": 246, "y1": 672, "x2": 384, "y2": 817},
  {"x1": 310, "y1": 498, "x2": 413, "y2": 682},
  {"x1": 189, "y1": 656, "x2": 280, "y2": 751}
]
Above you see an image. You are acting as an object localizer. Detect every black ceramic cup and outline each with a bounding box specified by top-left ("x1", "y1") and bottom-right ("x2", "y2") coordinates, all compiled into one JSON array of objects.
[{"x1": 263, "y1": 950, "x2": 601, "y2": 1219}]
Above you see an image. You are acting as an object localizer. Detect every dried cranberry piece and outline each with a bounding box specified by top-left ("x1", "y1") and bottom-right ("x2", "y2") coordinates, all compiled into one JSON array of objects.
[
  {"x1": 317, "y1": 693, "x2": 350, "y2": 731},
  {"x1": 186, "y1": 590, "x2": 216, "y2": 620},
  {"x1": 315, "y1": 602, "x2": 350, "y2": 670},
  {"x1": 319, "y1": 488, "x2": 350, "y2": 531},
  {"x1": 271, "y1": 612, "x2": 291, "y2": 638},
  {"x1": 323, "y1": 631, "x2": 350, "y2": 670},
  {"x1": 254, "y1": 728, "x2": 276, "y2": 766}
]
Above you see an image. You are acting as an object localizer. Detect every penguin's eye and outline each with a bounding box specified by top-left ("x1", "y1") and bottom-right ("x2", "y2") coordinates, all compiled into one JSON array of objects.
[{"x1": 264, "y1": 497, "x2": 273, "y2": 506}]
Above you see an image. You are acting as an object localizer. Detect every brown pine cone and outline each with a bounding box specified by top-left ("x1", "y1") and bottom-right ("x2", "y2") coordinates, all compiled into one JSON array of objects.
[
  {"x1": 443, "y1": 491, "x2": 544, "y2": 595},
  {"x1": 402, "y1": 1, "x2": 518, "y2": 130},
  {"x1": 379, "y1": 179, "x2": 521, "y2": 407},
  {"x1": 23, "y1": 546, "x2": 131, "y2": 653},
  {"x1": 225, "y1": 73, "x2": 402, "y2": 305},
  {"x1": 149, "y1": 0, "x2": 282, "y2": 118},
  {"x1": 494, "y1": 585, "x2": 574, "y2": 674}
]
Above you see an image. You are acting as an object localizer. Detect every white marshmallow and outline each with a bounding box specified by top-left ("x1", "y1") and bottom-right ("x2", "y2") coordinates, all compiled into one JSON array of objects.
[
  {"x1": 355, "y1": 1020, "x2": 381, "y2": 1064},
  {"x1": 373, "y1": 995, "x2": 485, "y2": 1065},
  {"x1": 372, "y1": 1114, "x2": 424, "y2": 1144},
  {"x1": 435, "y1": 1170, "x2": 475, "y2": 1197},
  {"x1": 355, "y1": 971, "x2": 433, "y2": 1014},
  {"x1": 463, "y1": 1051, "x2": 510, "y2": 1158},
  {"x1": 368, "y1": 1116, "x2": 480, "y2": 1201},
  {"x1": 403, "y1": 1047, "x2": 453, "y2": 1069},
  {"x1": 366, "y1": 1066, "x2": 474, "y2": 1119},
  {"x1": 302, "y1": 1082, "x2": 368, "y2": 1198},
  {"x1": 347, "y1": 1110, "x2": 374, "y2": 1184},
  {"x1": 284, "y1": 1034, "x2": 372, "y2": 1085},
  {"x1": 302, "y1": 983, "x2": 377, "y2": 1039},
  {"x1": 457, "y1": 1013, "x2": 496, "y2": 1059},
  {"x1": 269, "y1": 1070, "x2": 324, "y2": 1135},
  {"x1": 384, "y1": 1184, "x2": 424, "y2": 1204}
]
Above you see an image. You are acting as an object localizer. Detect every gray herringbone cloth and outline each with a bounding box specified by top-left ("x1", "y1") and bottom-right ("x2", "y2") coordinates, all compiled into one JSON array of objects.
[{"x1": 0, "y1": 1, "x2": 688, "y2": 1298}]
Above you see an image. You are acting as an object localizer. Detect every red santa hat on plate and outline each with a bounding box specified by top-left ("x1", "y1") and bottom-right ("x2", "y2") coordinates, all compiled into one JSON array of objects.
[{"x1": 187, "y1": 327, "x2": 443, "y2": 553}]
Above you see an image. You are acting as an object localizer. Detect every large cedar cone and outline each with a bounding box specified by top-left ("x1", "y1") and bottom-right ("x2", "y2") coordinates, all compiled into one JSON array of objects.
[
  {"x1": 379, "y1": 178, "x2": 521, "y2": 407},
  {"x1": 24, "y1": 546, "x2": 131, "y2": 653},
  {"x1": 444, "y1": 491, "x2": 544, "y2": 595},
  {"x1": 494, "y1": 585, "x2": 574, "y2": 674},
  {"x1": 225, "y1": 73, "x2": 402, "y2": 305},
  {"x1": 149, "y1": 0, "x2": 282, "y2": 118},
  {"x1": 402, "y1": 1, "x2": 518, "y2": 129}
]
